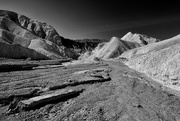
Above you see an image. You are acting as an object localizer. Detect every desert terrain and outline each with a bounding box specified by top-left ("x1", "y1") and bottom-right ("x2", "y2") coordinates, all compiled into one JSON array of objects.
[
  {"x1": 1, "y1": 10, "x2": 180, "y2": 121},
  {"x1": 1, "y1": 59, "x2": 180, "y2": 121}
]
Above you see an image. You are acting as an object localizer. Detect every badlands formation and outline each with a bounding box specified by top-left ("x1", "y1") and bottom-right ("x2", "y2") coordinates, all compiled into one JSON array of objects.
[
  {"x1": 122, "y1": 34, "x2": 180, "y2": 90},
  {"x1": 79, "y1": 32, "x2": 160, "y2": 62},
  {"x1": 82, "y1": 31, "x2": 180, "y2": 92},
  {"x1": 2, "y1": 10, "x2": 180, "y2": 121},
  {"x1": 0, "y1": 10, "x2": 104, "y2": 60}
]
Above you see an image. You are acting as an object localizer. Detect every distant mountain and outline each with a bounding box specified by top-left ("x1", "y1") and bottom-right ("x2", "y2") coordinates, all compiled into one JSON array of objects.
[
  {"x1": 0, "y1": 10, "x2": 105, "y2": 60},
  {"x1": 120, "y1": 34, "x2": 180, "y2": 59},
  {"x1": 79, "y1": 32, "x2": 159, "y2": 62},
  {"x1": 121, "y1": 32, "x2": 161, "y2": 46}
]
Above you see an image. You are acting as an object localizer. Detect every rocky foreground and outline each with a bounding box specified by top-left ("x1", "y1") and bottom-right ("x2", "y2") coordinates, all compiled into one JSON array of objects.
[
  {"x1": 0, "y1": 60, "x2": 180, "y2": 121},
  {"x1": 2, "y1": 9, "x2": 180, "y2": 121}
]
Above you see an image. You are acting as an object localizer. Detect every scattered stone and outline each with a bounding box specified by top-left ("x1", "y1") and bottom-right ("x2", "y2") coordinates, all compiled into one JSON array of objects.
[
  {"x1": 73, "y1": 68, "x2": 110, "y2": 75},
  {"x1": 73, "y1": 70, "x2": 89, "y2": 75},
  {"x1": 49, "y1": 68, "x2": 111, "y2": 90},
  {"x1": 33, "y1": 65, "x2": 64, "y2": 69}
]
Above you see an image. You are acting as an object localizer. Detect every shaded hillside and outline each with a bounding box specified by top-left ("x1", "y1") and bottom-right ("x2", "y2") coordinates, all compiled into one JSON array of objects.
[
  {"x1": 61, "y1": 37, "x2": 107, "y2": 53},
  {"x1": 0, "y1": 41, "x2": 48, "y2": 60},
  {"x1": 0, "y1": 10, "x2": 105, "y2": 60}
]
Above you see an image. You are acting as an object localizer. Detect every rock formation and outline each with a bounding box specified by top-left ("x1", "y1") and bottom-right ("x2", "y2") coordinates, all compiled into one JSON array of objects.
[
  {"x1": 79, "y1": 32, "x2": 159, "y2": 62},
  {"x1": 0, "y1": 10, "x2": 104, "y2": 60},
  {"x1": 121, "y1": 32, "x2": 160, "y2": 46},
  {"x1": 79, "y1": 37, "x2": 140, "y2": 61},
  {"x1": 120, "y1": 34, "x2": 180, "y2": 59},
  {"x1": 122, "y1": 34, "x2": 180, "y2": 92}
]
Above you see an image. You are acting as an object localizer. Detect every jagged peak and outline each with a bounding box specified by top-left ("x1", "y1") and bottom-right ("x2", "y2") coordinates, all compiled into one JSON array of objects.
[
  {"x1": 121, "y1": 32, "x2": 133, "y2": 41},
  {"x1": 121, "y1": 32, "x2": 160, "y2": 45}
]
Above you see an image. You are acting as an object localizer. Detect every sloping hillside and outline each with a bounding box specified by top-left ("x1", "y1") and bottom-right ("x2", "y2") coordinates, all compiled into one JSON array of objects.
[
  {"x1": 0, "y1": 10, "x2": 105, "y2": 60},
  {"x1": 122, "y1": 34, "x2": 180, "y2": 92},
  {"x1": 120, "y1": 34, "x2": 180, "y2": 59},
  {"x1": 79, "y1": 37, "x2": 140, "y2": 62},
  {"x1": 79, "y1": 32, "x2": 159, "y2": 62},
  {"x1": 121, "y1": 32, "x2": 160, "y2": 45}
]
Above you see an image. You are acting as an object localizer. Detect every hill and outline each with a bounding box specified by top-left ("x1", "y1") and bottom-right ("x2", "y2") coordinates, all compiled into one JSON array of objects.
[
  {"x1": 79, "y1": 32, "x2": 159, "y2": 62},
  {"x1": 0, "y1": 10, "x2": 105, "y2": 60},
  {"x1": 123, "y1": 34, "x2": 180, "y2": 90},
  {"x1": 120, "y1": 34, "x2": 180, "y2": 59}
]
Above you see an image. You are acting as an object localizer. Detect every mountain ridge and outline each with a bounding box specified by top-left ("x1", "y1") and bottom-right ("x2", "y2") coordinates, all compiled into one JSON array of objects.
[
  {"x1": 79, "y1": 32, "x2": 160, "y2": 62},
  {"x1": 0, "y1": 10, "x2": 106, "y2": 60}
]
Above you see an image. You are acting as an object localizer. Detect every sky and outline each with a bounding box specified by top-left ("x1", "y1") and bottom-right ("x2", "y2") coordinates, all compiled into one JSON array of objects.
[{"x1": 0, "y1": 0, "x2": 180, "y2": 40}]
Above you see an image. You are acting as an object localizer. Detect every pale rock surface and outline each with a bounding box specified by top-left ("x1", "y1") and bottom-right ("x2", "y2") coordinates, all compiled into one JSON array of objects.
[
  {"x1": 124, "y1": 35, "x2": 180, "y2": 91},
  {"x1": 79, "y1": 32, "x2": 160, "y2": 62},
  {"x1": 120, "y1": 34, "x2": 180, "y2": 59},
  {"x1": 79, "y1": 36, "x2": 141, "y2": 62},
  {"x1": 121, "y1": 32, "x2": 160, "y2": 46}
]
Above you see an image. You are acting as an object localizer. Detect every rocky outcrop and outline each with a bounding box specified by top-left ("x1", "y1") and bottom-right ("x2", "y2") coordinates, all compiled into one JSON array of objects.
[{"x1": 20, "y1": 89, "x2": 83, "y2": 110}]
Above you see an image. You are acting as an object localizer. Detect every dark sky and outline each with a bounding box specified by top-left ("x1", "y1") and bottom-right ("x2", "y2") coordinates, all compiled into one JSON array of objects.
[{"x1": 0, "y1": 0, "x2": 180, "y2": 40}]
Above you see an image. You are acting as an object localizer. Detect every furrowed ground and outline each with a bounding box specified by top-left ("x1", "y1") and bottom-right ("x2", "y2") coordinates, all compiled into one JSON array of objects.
[{"x1": 0, "y1": 59, "x2": 180, "y2": 121}]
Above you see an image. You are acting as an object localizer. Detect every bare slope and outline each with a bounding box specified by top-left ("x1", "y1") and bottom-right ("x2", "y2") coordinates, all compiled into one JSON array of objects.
[
  {"x1": 0, "y1": 42, "x2": 48, "y2": 59},
  {"x1": 121, "y1": 32, "x2": 160, "y2": 45},
  {"x1": 123, "y1": 34, "x2": 180, "y2": 92},
  {"x1": 79, "y1": 36, "x2": 141, "y2": 62},
  {"x1": 0, "y1": 10, "x2": 104, "y2": 60},
  {"x1": 79, "y1": 32, "x2": 159, "y2": 62},
  {"x1": 120, "y1": 34, "x2": 180, "y2": 59}
]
